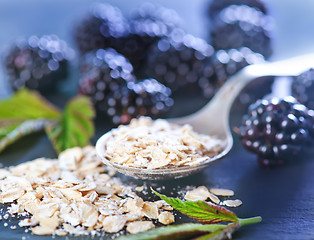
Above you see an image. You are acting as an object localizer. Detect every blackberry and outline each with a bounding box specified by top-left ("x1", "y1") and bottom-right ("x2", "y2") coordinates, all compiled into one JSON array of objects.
[
  {"x1": 74, "y1": 3, "x2": 128, "y2": 55},
  {"x1": 238, "y1": 97, "x2": 314, "y2": 166},
  {"x1": 210, "y1": 47, "x2": 265, "y2": 89},
  {"x1": 78, "y1": 48, "x2": 136, "y2": 116},
  {"x1": 129, "y1": 2, "x2": 183, "y2": 37},
  {"x1": 208, "y1": 0, "x2": 268, "y2": 19},
  {"x1": 106, "y1": 79, "x2": 173, "y2": 125},
  {"x1": 143, "y1": 35, "x2": 215, "y2": 99},
  {"x1": 291, "y1": 68, "x2": 314, "y2": 110},
  {"x1": 210, "y1": 5, "x2": 273, "y2": 59},
  {"x1": 211, "y1": 48, "x2": 271, "y2": 112},
  {"x1": 112, "y1": 3, "x2": 183, "y2": 74},
  {"x1": 4, "y1": 35, "x2": 73, "y2": 93},
  {"x1": 144, "y1": 35, "x2": 264, "y2": 101},
  {"x1": 78, "y1": 48, "x2": 173, "y2": 124}
]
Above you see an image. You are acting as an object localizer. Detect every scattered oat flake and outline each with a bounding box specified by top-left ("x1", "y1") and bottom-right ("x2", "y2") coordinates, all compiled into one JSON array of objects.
[
  {"x1": 0, "y1": 145, "x2": 241, "y2": 237},
  {"x1": 31, "y1": 225, "x2": 56, "y2": 235},
  {"x1": 222, "y1": 199, "x2": 243, "y2": 207},
  {"x1": 208, "y1": 192, "x2": 220, "y2": 204},
  {"x1": 0, "y1": 146, "x2": 174, "y2": 237},
  {"x1": 102, "y1": 215, "x2": 126, "y2": 233},
  {"x1": 158, "y1": 211, "x2": 175, "y2": 225},
  {"x1": 142, "y1": 202, "x2": 159, "y2": 219},
  {"x1": 126, "y1": 221, "x2": 155, "y2": 234},
  {"x1": 135, "y1": 186, "x2": 144, "y2": 192},
  {"x1": 184, "y1": 186, "x2": 211, "y2": 201},
  {"x1": 210, "y1": 188, "x2": 234, "y2": 197}
]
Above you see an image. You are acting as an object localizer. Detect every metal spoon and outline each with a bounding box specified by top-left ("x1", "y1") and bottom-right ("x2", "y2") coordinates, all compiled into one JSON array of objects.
[{"x1": 96, "y1": 53, "x2": 314, "y2": 180}]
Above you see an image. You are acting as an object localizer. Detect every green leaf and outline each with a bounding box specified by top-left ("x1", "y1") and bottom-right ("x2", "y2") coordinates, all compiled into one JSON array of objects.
[
  {"x1": 0, "y1": 89, "x2": 61, "y2": 152},
  {"x1": 152, "y1": 188, "x2": 239, "y2": 224},
  {"x1": 0, "y1": 88, "x2": 60, "y2": 120},
  {"x1": 116, "y1": 223, "x2": 227, "y2": 240},
  {"x1": 45, "y1": 95, "x2": 95, "y2": 153}
]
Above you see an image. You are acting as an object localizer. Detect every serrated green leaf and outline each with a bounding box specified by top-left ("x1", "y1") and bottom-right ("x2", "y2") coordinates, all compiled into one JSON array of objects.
[
  {"x1": 0, "y1": 89, "x2": 61, "y2": 153},
  {"x1": 152, "y1": 189, "x2": 239, "y2": 224},
  {"x1": 45, "y1": 95, "x2": 95, "y2": 153},
  {"x1": 0, "y1": 88, "x2": 60, "y2": 119},
  {"x1": 116, "y1": 223, "x2": 227, "y2": 240}
]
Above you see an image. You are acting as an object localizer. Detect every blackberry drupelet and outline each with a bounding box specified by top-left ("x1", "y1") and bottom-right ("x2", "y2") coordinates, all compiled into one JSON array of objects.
[
  {"x1": 106, "y1": 79, "x2": 173, "y2": 125},
  {"x1": 74, "y1": 3, "x2": 128, "y2": 55},
  {"x1": 238, "y1": 97, "x2": 314, "y2": 166},
  {"x1": 78, "y1": 48, "x2": 136, "y2": 117},
  {"x1": 208, "y1": 0, "x2": 268, "y2": 19},
  {"x1": 144, "y1": 34, "x2": 215, "y2": 99},
  {"x1": 4, "y1": 35, "x2": 73, "y2": 93},
  {"x1": 112, "y1": 3, "x2": 184, "y2": 74},
  {"x1": 210, "y1": 5, "x2": 273, "y2": 59},
  {"x1": 291, "y1": 68, "x2": 314, "y2": 110}
]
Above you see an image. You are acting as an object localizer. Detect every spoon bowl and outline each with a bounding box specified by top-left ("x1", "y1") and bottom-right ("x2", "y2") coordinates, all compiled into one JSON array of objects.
[{"x1": 96, "y1": 53, "x2": 314, "y2": 180}]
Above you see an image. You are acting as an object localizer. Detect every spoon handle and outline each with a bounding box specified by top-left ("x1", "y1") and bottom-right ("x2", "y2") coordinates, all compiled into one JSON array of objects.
[{"x1": 173, "y1": 53, "x2": 314, "y2": 139}]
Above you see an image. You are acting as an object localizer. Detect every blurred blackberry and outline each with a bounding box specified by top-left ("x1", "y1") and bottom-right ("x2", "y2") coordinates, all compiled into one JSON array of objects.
[
  {"x1": 231, "y1": 76, "x2": 274, "y2": 117},
  {"x1": 210, "y1": 5, "x2": 273, "y2": 59},
  {"x1": 211, "y1": 48, "x2": 272, "y2": 113},
  {"x1": 112, "y1": 3, "x2": 184, "y2": 74},
  {"x1": 106, "y1": 79, "x2": 173, "y2": 125},
  {"x1": 78, "y1": 48, "x2": 136, "y2": 116},
  {"x1": 211, "y1": 47, "x2": 264, "y2": 87},
  {"x1": 144, "y1": 34, "x2": 216, "y2": 99},
  {"x1": 4, "y1": 35, "x2": 73, "y2": 93},
  {"x1": 291, "y1": 68, "x2": 314, "y2": 110},
  {"x1": 74, "y1": 3, "x2": 128, "y2": 55},
  {"x1": 238, "y1": 97, "x2": 314, "y2": 167},
  {"x1": 129, "y1": 2, "x2": 183, "y2": 38},
  {"x1": 208, "y1": 0, "x2": 268, "y2": 19}
]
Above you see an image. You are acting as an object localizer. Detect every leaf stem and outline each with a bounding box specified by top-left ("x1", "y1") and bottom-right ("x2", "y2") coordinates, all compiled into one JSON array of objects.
[{"x1": 238, "y1": 216, "x2": 262, "y2": 227}]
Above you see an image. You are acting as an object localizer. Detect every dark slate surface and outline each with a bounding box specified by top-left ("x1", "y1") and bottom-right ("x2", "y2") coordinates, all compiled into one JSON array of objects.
[{"x1": 0, "y1": 1, "x2": 314, "y2": 240}]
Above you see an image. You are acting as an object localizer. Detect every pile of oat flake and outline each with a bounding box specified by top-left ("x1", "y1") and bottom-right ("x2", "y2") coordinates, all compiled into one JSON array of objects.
[
  {"x1": 105, "y1": 117, "x2": 224, "y2": 169},
  {"x1": 0, "y1": 146, "x2": 175, "y2": 236}
]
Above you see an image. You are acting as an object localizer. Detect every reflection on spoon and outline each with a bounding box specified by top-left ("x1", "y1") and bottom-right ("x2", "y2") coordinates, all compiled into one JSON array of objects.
[{"x1": 96, "y1": 53, "x2": 314, "y2": 180}]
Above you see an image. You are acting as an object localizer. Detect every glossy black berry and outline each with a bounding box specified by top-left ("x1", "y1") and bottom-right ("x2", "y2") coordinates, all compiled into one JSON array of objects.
[
  {"x1": 106, "y1": 79, "x2": 173, "y2": 125},
  {"x1": 74, "y1": 3, "x2": 128, "y2": 55},
  {"x1": 210, "y1": 5, "x2": 273, "y2": 59},
  {"x1": 207, "y1": 0, "x2": 268, "y2": 19},
  {"x1": 210, "y1": 47, "x2": 265, "y2": 89},
  {"x1": 78, "y1": 48, "x2": 173, "y2": 124},
  {"x1": 143, "y1": 35, "x2": 216, "y2": 99},
  {"x1": 78, "y1": 48, "x2": 136, "y2": 117},
  {"x1": 4, "y1": 35, "x2": 73, "y2": 94},
  {"x1": 291, "y1": 68, "x2": 314, "y2": 110},
  {"x1": 238, "y1": 97, "x2": 314, "y2": 166},
  {"x1": 111, "y1": 3, "x2": 183, "y2": 74}
]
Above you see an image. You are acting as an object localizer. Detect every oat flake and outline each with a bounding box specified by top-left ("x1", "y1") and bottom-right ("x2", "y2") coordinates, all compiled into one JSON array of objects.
[
  {"x1": 0, "y1": 146, "x2": 175, "y2": 236},
  {"x1": 105, "y1": 117, "x2": 224, "y2": 169}
]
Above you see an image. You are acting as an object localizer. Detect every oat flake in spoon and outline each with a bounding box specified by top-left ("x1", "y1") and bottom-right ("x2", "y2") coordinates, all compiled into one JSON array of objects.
[{"x1": 104, "y1": 117, "x2": 224, "y2": 169}]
